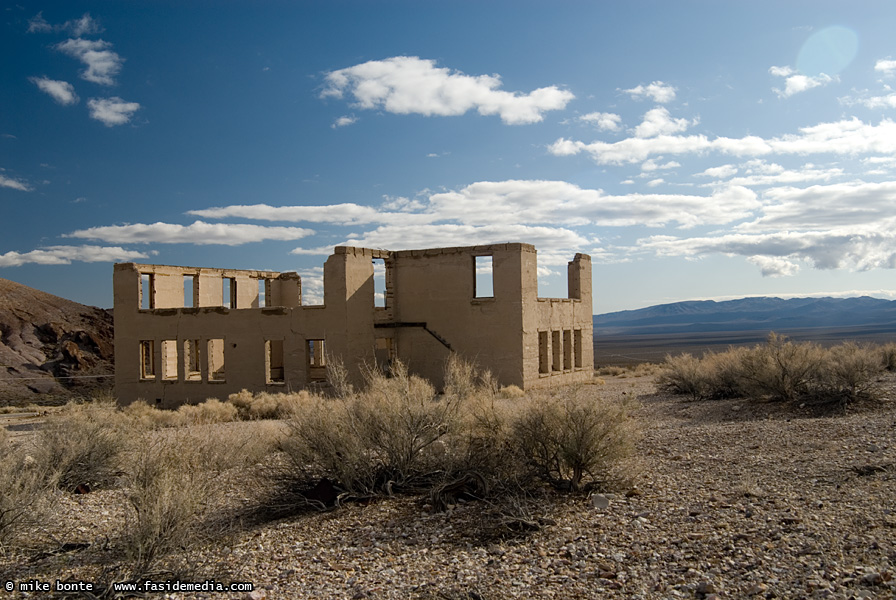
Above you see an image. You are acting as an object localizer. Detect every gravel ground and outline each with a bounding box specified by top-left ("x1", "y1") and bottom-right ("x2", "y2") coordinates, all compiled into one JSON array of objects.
[{"x1": 2, "y1": 373, "x2": 895, "y2": 599}]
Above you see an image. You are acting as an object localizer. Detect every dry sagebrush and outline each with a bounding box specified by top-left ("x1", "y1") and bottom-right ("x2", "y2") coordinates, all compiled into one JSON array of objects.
[{"x1": 658, "y1": 334, "x2": 889, "y2": 403}]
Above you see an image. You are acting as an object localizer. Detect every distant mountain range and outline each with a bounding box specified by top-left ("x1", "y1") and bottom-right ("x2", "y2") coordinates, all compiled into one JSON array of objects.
[{"x1": 594, "y1": 296, "x2": 896, "y2": 336}]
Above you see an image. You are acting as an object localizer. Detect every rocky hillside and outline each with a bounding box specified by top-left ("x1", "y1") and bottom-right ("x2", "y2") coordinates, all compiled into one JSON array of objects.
[{"x1": 0, "y1": 277, "x2": 113, "y2": 404}]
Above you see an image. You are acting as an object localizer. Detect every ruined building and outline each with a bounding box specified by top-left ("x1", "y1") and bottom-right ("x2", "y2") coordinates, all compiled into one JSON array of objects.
[{"x1": 113, "y1": 243, "x2": 593, "y2": 407}]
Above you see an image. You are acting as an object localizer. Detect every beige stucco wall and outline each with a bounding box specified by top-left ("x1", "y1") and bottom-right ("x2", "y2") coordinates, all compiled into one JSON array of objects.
[{"x1": 113, "y1": 244, "x2": 594, "y2": 407}]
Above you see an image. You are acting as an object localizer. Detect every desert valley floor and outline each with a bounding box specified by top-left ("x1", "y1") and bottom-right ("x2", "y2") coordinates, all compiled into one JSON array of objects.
[{"x1": 2, "y1": 372, "x2": 895, "y2": 599}]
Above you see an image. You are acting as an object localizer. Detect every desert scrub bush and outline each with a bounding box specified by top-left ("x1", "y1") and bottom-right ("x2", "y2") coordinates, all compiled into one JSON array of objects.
[
  {"x1": 283, "y1": 360, "x2": 462, "y2": 496},
  {"x1": 881, "y1": 343, "x2": 896, "y2": 372},
  {"x1": 657, "y1": 353, "x2": 711, "y2": 400},
  {"x1": 227, "y1": 389, "x2": 286, "y2": 419},
  {"x1": 29, "y1": 400, "x2": 130, "y2": 492},
  {"x1": 510, "y1": 388, "x2": 636, "y2": 492},
  {"x1": 737, "y1": 333, "x2": 826, "y2": 402},
  {"x1": 175, "y1": 397, "x2": 238, "y2": 425},
  {"x1": 660, "y1": 336, "x2": 890, "y2": 404},
  {"x1": 822, "y1": 342, "x2": 884, "y2": 402}
]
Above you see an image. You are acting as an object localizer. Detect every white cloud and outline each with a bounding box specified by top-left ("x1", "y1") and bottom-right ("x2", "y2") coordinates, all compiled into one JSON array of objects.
[
  {"x1": 188, "y1": 203, "x2": 410, "y2": 225},
  {"x1": 623, "y1": 81, "x2": 677, "y2": 103},
  {"x1": 632, "y1": 107, "x2": 694, "y2": 138},
  {"x1": 740, "y1": 180, "x2": 896, "y2": 231},
  {"x1": 65, "y1": 221, "x2": 314, "y2": 245},
  {"x1": 332, "y1": 115, "x2": 358, "y2": 128},
  {"x1": 28, "y1": 12, "x2": 103, "y2": 36},
  {"x1": 549, "y1": 117, "x2": 896, "y2": 164},
  {"x1": 56, "y1": 38, "x2": 123, "y2": 86},
  {"x1": 338, "y1": 223, "x2": 590, "y2": 267},
  {"x1": 579, "y1": 112, "x2": 621, "y2": 131},
  {"x1": 87, "y1": 97, "x2": 141, "y2": 126},
  {"x1": 842, "y1": 92, "x2": 896, "y2": 109},
  {"x1": 0, "y1": 245, "x2": 148, "y2": 267},
  {"x1": 874, "y1": 59, "x2": 896, "y2": 77},
  {"x1": 321, "y1": 56, "x2": 574, "y2": 125},
  {"x1": 29, "y1": 76, "x2": 79, "y2": 105},
  {"x1": 747, "y1": 255, "x2": 801, "y2": 277},
  {"x1": 697, "y1": 164, "x2": 738, "y2": 179},
  {"x1": 0, "y1": 174, "x2": 33, "y2": 192},
  {"x1": 769, "y1": 65, "x2": 834, "y2": 98},
  {"x1": 193, "y1": 180, "x2": 760, "y2": 231},
  {"x1": 638, "y1": 220, "x2": 896, "y2": 274}
]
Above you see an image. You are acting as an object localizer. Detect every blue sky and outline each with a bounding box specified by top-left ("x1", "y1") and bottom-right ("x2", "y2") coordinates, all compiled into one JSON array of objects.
[{"x1": 3, "y1": 1, "x2": 896, "y2": 313}]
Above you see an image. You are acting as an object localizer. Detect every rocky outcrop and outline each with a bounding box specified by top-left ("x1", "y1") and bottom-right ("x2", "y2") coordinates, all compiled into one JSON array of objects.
[{"x1": 0, "y1": 277, "x2": 113, "y2": 404}]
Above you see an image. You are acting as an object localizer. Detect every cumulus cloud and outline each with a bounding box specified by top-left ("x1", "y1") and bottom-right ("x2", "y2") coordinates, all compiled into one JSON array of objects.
[
  {"x1": 747, "y1": 255, "x2": 801, "y2": 277},
  {"x1": 632, "y1": 107, "x2": 694, "y2": 138},
  {"x1": 87, "y1": 97, "x2": 141, "y2": 126},
  {"x1": 29, "y1": 76, "x2": 79, "y2": 105},
  {"x1": 0, "y1": 174, "x2": 33, "y2": 192},
  {"x1": 320, "y1": 56, "x2": 574, "y2": 124},
  {"x1": 623, "y1": 81, "x2": 676, "y2": 103},
  {"x1": 56, "y1": 38, "x2": 123, "y2": 85},
  {"x1": 549, "y1": 117, "x2": 896, "y2": 164},
  {"x1": 28, "y1": 12, "x2": 103, "y2": 36},
  {"x1": 769, "y1": 65, "x2": 834, "y2": 98},
  {"x1": 874, "y1": 59, "x2": 896, "y2": 77},
  {"x1": 332, "y1": 115, "x2": 358, "y2": 128},
  {"x1": 579, "y1": 112, "x2": 621, "y2": 131},
  {"x1": 0, "y1": 245, "x2": 148, "y2": 267},
  {"x1": 697, "y1": 164, "x2": 738, "y2": 179},
  {"x1": 66, "y1": 221, "x2": 314, "y2": 245}
]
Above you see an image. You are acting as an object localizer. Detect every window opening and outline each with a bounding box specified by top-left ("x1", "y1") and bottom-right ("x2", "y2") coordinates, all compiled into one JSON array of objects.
[
  {"x1": 307, "y1": 339, "x2": 327, "y2": 383},
  {"x1": 563, "y1": 330, "x2": 572, "y2": 370},
  {"x1": 474, "y1": 255, "x2": 494, "y2": 298},
  {"x1": 208, "y1": 339, "x2": 225, "y2": 381},
  {"x1": 184, "y1": 339, "x2": 201, "y2": 381},
  {"x1": 266, "y1": 340, "x2": 284, "y2": 383},
  {"x1": 538, "y1": 331, "x2": 549, "y2": 374},
  {"x1": 223, "y1": 277, "x2": 236, "y2": 308},
  {"x1": 551, "y1": 331, "x2": 561, "y2": 372},
  {"x1": 140, "y1": 274, "x2": 154, "y2": 309},
  {"x1": 161, "y1": 340, "x2": 178, "y2": 380},
  {"x1": 257, "y1": 278, "x2": 268, "y2": 308},
  {"x1": 139, "y1": 340, "x2": 155, "y2": 379},
  {"x1": 372, "y1": 258, "x2": 386, "y2": 308},
  {"x1": 183, "y1": 275, "x2": 197, "y2": 308},
  {"x1": 573, "y1": 330, "x2": 583, "y2": 368}
]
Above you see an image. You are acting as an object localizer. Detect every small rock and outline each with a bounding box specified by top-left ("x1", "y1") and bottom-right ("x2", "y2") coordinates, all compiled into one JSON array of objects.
[
  {"x1": 591, "y1": 494, "x2": 610, "y2": 509},
  {"x1": 696, "y1": 580, "x2": 716, "y2": 594},
  {"x1": 747, "y1": 583, "x2": 768, "y2": 595},
  {"x1": 247, "y1": 591, "x2": 267, "y2": 600},
  {"x1": 862, "y1": 571, "x2": 882, "y2": 585}
]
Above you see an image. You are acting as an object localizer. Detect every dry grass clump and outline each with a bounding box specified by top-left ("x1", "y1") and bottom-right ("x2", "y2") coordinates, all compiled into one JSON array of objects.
[
  {"x1": 0, "y1": 432, "x2": 55, "y2": 550},
  {"x1": 658, "y1": 334, "x2": 888, "y2": 403},
  {"x1": 121, "y1": 423, "x2": 279, "y2": 575},
  {"x1": 28, "y1": 400, "x2": 130, "y2": 492},
  {"x1": 227, "y1": 389, "x2": 300, "y2": 419},
  {"x1": 278, "y1": 356, "x2": 638, "y2": 505}
]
